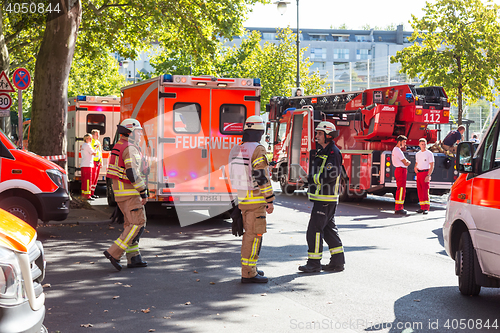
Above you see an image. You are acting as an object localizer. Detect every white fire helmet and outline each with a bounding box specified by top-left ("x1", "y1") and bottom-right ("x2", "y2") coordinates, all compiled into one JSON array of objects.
[
  {"x1": 120, "y1": 118, "x2": 143, "y2": 132},
  {"x1": 244, "y1": 115, "x2": 265, "y2": 131},
  {"x1": 315, "y1": 121, "x2": 336, "y2": 135}
]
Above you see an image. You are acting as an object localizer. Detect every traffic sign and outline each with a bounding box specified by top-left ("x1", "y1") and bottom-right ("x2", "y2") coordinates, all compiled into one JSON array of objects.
[
  {"x1": 0, "y1": 93, "x2": 12, "y2": 110},
  {"x1": 13, "y1": 68, "x2": 31, "y2": 90},
  {"x1": 0, "y1": 71, "x2": 15, "y2": 93}
]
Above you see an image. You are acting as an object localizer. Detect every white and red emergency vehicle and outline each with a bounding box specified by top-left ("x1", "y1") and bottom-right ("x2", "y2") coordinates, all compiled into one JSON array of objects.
[
  {"x1": 0, "y1": 128, "x2": 69, "y2": 229},
  {"x1": 443, "y1": 109, "x2": 500, "y2": 296},
  {"x1": 111, "y1": 75, "x2": 261, "y2": 225},
  {"x1": 67, "y1": 95, "x2": 121, "y2": 185},
  {"x1": 267, "y1": 85, "x2": 457, "y2": 202}
]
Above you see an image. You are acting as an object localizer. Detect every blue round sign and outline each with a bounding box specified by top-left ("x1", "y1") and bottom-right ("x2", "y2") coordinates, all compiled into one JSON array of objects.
[{"x1": 13, "y1": 68, "x2": 31, "y2": 90}]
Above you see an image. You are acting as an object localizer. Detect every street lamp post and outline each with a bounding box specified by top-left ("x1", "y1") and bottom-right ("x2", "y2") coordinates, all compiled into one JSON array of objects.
[{"x1": 276, "y1": 1, "x2": 300, "y2": 88}]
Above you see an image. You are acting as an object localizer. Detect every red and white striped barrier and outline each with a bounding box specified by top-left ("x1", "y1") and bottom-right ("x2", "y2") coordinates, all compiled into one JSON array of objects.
[{"x1": 42, "y1": 155, "x2": 67, "y2": 161}]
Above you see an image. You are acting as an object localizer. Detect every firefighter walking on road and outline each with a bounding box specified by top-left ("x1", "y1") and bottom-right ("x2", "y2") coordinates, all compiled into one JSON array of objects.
[
  {"x1": 103, "y1": 119, "x2": 148, "y2": 271},
  {"x1": 299, "y1": 121, "x2": 345, "y2": 273},
  {"x1": 392, "y1": 135, "x2": 411, "y2": 215},
  {"x1": 228, "y1": 115, "x2": 275, "y2": 283}
]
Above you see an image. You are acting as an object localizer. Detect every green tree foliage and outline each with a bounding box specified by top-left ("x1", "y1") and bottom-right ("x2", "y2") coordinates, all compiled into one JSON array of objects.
[
  {"x1": 147, "y1": 28, "x2": 327, "y2": 111},
  {"x1": 68, "y1": 51, "x2": 125, "y2": 97},
  {"x1": 393, "y1": 0, "x2": 500, "y2": 125},
  {"x1": 1, "y1": 0, "x2": 269, "y2": 157}
]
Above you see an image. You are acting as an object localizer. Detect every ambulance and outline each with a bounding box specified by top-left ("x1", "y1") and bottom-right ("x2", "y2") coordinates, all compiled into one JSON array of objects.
[
  {"x1": 113, "y1": 75, "x2": 261, "y2": 225},
  {"x1": 443, "y1": 109, "x2": 500, "y2": 296},
  {"x1": 0, "y1": 128, "x2": 69, "y2": 229},
  {"x1": 67, "y1": 95, "x2": 121, "y2": 186},
  {"x1": 0, "y1": 209, "x2": 46, "y2": 332}
]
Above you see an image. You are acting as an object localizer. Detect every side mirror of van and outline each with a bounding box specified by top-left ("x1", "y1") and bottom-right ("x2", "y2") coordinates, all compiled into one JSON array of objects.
[
  {"x1": 103, "y1": 137, "x2": 111, "y2": 151},
  {"x1": 456, "y1": 142, "x2": 474, "y2": 173}
]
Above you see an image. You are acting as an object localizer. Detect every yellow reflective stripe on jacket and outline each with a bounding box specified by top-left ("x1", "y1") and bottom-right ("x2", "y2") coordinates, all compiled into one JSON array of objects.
[
  {"x1": 308, "y1": 193, "x2": 339, "y2": 202},
  {"x1": 238, "y1": 196, "x2": 266, "y2": 205},
  {"x1": 126, "y1": 244, "x2": 139, "y2": 253},
  {"x1": 314, "y1": 156, "x2": 328, "y2": 193},
  {"x1": 260, "y1": 185, "x2": 273, "y2": 194},
  {"x1": 252, "y1": 156, "x2": 266, "y2": 167},
  {"x1": 114, "y1": 181, "x2": 140, "y2": 197}
]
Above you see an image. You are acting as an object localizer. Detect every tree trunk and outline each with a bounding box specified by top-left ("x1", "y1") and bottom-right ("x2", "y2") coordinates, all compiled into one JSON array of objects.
[
  {"x1": 30, "y1": 0, "x2": 82, "y2": 168},
  {"x1": 0, "y1": 7, "x2": 11, "y2": 138}
]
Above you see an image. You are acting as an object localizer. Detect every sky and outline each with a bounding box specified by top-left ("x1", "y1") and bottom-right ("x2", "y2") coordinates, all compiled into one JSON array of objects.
[{"x1": 243, "y1": 0, "x2": 432, "y2": 31}]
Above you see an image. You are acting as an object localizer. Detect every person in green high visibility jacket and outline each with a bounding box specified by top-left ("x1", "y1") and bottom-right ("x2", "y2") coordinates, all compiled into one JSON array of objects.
[{"x1": 299, "y1": 121, "x2": 345, "y2": 273}]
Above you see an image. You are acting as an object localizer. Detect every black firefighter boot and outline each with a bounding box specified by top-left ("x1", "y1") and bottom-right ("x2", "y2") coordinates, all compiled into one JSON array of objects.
[
  {"x1": 298, "y1": 259, "x2": 321, "y2": 273},
  {"x1": 127, "y1": 255, "x2": 148, "y2": 268},
  {"x1": 321, "y1": 261, "x2": 345, "y2": 272},
  {"x1": 103, "y1": 251, "x2": 122, "y2": 271}
]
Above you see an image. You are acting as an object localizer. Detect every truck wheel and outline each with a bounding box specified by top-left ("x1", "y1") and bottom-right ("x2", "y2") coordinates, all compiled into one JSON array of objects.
[
  {"x1": 0, "y1": 197, "x2": 38, "y2": 229},
  {"x1": 456, "y1": 232, "x2": 481, "y2": 296},
  {"x1": 279, "y1": 172, "x2": 295, "y2": 195},
  {"x1": 106, "y1": 178, "x2": 117, "y2": 207},
  {"x1": 338, "y1": 177, "x2": 350, "y2": 202}
]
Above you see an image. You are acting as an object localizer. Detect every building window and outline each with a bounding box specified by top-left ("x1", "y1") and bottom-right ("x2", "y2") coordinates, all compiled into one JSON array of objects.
[
  {"x1": 356, "y1": 49, "x2": 372, "y2": 60},
  {"x1": 333, "y1": 49, "x2": 349, "y2": 60},
  {"x1": 311, "y1": 62, "x2": 326, "y2": 71},
  {"x1": 355, "y1": 35, "x2": 369, "y2": 42},
  {"x1": 262, "y1": 33, "x2": 275, "y2": 40},
  {"x1": 310, "y1": 48, "x2": 327, "y2": 60},
  {"x1": 309, "y1": 34, "x2": 327, "y2": 41},
  {"x1": 332, "y1": 35, "x2": 349, "y2": 42}
]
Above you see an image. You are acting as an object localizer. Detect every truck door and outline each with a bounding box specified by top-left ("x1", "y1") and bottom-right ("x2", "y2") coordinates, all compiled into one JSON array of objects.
[
  {"x1": 210, "y1": 89, "x2": 250, "y2": 196},
  {"x1": 470, "y1": 114, "x2": 500, "y2": 276},
  {"x1": 161, "y1": 87, "x2": 211, "y2": 196},
  {"x1": 287, "y1": 108, "x2": 313, "y2": 186}
]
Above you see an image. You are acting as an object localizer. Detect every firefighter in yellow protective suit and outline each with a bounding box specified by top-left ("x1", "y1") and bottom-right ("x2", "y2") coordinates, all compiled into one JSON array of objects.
[
  {"x1": 299, "y1": 121, "x2": 345, "y2": 273},
  {"x1": 103, "y1": 118, "x2": 148, "y2": 271},
  {"x1": 229, "y1": 115, "x2": 275, "y2": 283}
]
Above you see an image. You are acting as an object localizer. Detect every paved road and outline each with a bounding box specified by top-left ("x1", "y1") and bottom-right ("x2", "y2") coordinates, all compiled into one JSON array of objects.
[{"x1": 40, "y1": 188, "x2": 500, "y2": 333}]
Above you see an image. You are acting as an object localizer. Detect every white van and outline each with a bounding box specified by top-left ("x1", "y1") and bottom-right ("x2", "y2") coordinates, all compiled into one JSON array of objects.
[{"x1": 443, "y1": 109, "x2": 500, "y2": 296}]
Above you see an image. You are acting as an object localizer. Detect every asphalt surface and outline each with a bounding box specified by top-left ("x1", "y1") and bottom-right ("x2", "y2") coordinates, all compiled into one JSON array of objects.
[{"x1": 39, "y1": 186, "x2": 500, "y2": 333}]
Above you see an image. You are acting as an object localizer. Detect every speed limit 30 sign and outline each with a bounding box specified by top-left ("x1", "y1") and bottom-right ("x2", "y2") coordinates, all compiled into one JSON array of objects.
[{"x1": 0, "y1": 93, "x2": 12, "y2": 110}]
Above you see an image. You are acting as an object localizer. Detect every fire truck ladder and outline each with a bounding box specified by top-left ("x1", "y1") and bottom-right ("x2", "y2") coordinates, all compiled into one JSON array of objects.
[{"x1": 283, "y1": 90, "x2": 363, "y2": 115}]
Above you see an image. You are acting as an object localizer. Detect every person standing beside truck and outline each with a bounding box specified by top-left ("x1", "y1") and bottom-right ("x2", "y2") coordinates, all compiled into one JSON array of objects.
[
  {"x1": 80, "y1": 133, "x2": 96, "y2": 201},
  {"x1": 228, "y1": 115, "x2": 275, "y2": 283},
  {"x1": 392, "y1": 135, "x2": 411, "y2": 215},
  {"x1": 91, "y1": 129, "x2": 102, "y2": 199},
  {"x1": 103, "y1": 119, "x2": 148, "y2": 271},
  {"x1": 298, "y1": 121, "x2": 345, "y2": 273},
  {"x1": 414, "y1": 138, "x2": 434, "y2": 214},
  {"x1": 442, "y1": 125, "x2": 465, "y2": 154}
]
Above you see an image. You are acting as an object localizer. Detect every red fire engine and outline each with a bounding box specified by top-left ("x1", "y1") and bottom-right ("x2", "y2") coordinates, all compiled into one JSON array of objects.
[{"x1": 267, "y1": 85, "x2": 457, "y2": 202}]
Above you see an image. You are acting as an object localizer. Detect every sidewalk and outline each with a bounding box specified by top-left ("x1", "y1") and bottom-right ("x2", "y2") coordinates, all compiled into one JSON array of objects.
[{"x1": 51, "y1": 196, "x2": 112, "y2": 225}]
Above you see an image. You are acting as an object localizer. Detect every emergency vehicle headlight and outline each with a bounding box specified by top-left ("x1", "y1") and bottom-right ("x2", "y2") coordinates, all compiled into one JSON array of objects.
[
  {"x1": 46, "y1": 169, "x2": 65, "y2": 189},
  {"x1": 77, "y1": 96, "x2": 86, "y2": 101},
  {"x1": 164, "y1": 74, "x2": 173, "y2": 82},
  {"x1": 217, "y1": 83, "x2": 228, "y2": 87},
  {"x1": 444, "y1": 110, "x2": 449, "y2": 117},
  {"x1": 196, "y1": 82, "x2": 207, "y2": 86},
  {"x1": 415, "y1": 109, "x2": 423, "y2": 116},
  {"x1": 253, "y1": 78, "x2": 261, "y2": 86}
]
